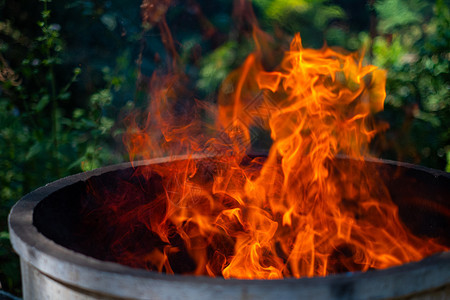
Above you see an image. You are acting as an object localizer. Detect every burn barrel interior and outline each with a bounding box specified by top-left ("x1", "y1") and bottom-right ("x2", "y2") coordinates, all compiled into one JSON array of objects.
[
  {"x1": 33, "y1": 156, "x2": 450, "y2": 265},
  {"x1": 10, "y1": 156, "x2": 450, "y2": 299}
]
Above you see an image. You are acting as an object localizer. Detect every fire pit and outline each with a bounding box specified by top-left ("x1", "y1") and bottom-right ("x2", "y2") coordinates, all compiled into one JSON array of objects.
[{"x1": 8, "y1": 155, "x2": 450, "y2": 299}]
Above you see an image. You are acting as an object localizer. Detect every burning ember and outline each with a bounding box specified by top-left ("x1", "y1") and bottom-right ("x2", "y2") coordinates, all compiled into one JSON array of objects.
[{"x1": 80, "y1": 25, "x2": 448, "y2": 278}]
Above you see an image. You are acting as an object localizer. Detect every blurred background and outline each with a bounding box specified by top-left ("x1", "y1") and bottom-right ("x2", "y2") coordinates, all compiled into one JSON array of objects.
[{"x1": 0, "y1": 0, "x2": 448, "y2": 296}]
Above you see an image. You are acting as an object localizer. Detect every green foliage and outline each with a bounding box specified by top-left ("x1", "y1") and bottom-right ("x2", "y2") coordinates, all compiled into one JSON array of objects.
[
  {"x1": 255, "y1": 0, "x2": 345, "y2": 28},
  {"x1": 196, "y1": 41, "x2": 255, "y2": 95},
  {"x1": 197, "y1": 42, "x2": 238, "y2": 93},
  {"x1": 446, "y1": 150, "x2": 450, "y2": 172},
  {"x1": 373, "y1": 36, "x2": 407, "y2": 68},
  {"x1": 0, "y1": 232, "x2": 19, "y2": 294},
  {"x1": 0, "y1": 100, "x2": 23, "y2": 295},
  {"x1": 254, "y1": 0, "x2": 345, "y2": 47},
  {"x1": 0, "y1": 0, "x2": 126, "y2": 294},
  {"x1": 375, "y1": 0, "x2": 429, "y2": 33},
  {"x1": 372, "y1": 0, "x2": 449, "y2": 168}
]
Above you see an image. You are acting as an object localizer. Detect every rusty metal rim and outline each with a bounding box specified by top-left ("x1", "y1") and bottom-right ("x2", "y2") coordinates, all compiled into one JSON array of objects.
[{"x1": 8, "y1": 155, "x2": 450, "y2": 299}]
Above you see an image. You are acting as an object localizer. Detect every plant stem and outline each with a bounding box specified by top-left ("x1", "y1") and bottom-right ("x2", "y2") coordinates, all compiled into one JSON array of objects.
[
  {"x1": 50, "y1": 65, "x2": 59, "y2": 176},
  {"x1": 43, "y1": 0, "x2": 60, "y2": 176}
]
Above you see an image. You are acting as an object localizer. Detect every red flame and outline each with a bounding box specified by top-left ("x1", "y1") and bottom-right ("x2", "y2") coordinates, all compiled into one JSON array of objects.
[{"x1": 84, "y1": 4, "x2": 448, "y2": 279}]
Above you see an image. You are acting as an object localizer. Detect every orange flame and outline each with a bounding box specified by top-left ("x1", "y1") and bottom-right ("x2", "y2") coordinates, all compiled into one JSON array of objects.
[{"x1": 103, "y1": 30, "x2": 450, "y2": 279}]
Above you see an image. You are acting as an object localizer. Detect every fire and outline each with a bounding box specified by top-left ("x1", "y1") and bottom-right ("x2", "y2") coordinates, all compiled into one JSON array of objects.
[{"x1": 84, "y1": 28, "x2": 448, "y2": 279}]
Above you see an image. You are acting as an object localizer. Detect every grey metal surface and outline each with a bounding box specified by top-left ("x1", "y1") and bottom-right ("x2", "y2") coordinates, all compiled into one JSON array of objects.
[{"x1": 8, "y1": 156, "x2": 450, "y2": 300}]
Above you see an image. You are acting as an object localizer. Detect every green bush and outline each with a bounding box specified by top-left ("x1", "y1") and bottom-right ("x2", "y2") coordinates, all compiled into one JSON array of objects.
[
  {"x1": 0, "y1": 0, "x2": 129, "y2": 294},
  {"x1": 372, "y1": 0, "x2": 449, "y2": 169}
]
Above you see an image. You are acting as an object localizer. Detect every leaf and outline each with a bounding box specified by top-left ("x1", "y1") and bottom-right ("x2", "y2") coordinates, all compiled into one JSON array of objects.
[
  {"x1": 0, "y1": 231, "x2": 9, "y2": 240},
  {"x1": 375, "y1": 0, "x2": 428, "y2": 33},
  {"x1": 35, "y1": 95, "x2": 50, "y2": 112},
  {"x1": 446, "y1": 151, "x2": 450, "y2": 173},
  {"x1": 81, "y1": 159, "x2": 100, "y2": 172},
  {"x1": 414, "y1": 110, "x2": 441, "y2": 127},
  {"x1": 68, "y1": 157, "x2": 84, "y2": 170},
  {"x1": 197, "y1": 41, "x2": 237, "y2": 93},
  {"x1": 42, "y1": 10, "x2": 51, "y2": 19},
  {"x1": 58, "y1": 92, "x2": 70, "y2": 101},
  {"x1": 90, "y1": 89, "x2": 112, "y2": 106},
  {"x1": 81, "y1": 119, "x2": 97, "y2": 128},
  {"x1": 99, "y1": 117, "x2": 114, "y2": 133},
  {"x1": 73, "y1": 108, "x2": 85, "y2": 119},
  {"x1": 101, "y1": 14, "x2": 117, "y2": 31},
  {"x1": 25, "y1": 142, "x2": 43, "y2": 160}
]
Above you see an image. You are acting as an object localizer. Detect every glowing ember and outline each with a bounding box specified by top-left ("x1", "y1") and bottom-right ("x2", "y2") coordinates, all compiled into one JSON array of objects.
[{"x1": 84, "y1": 31, "x2": 448, "y2": 279}]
